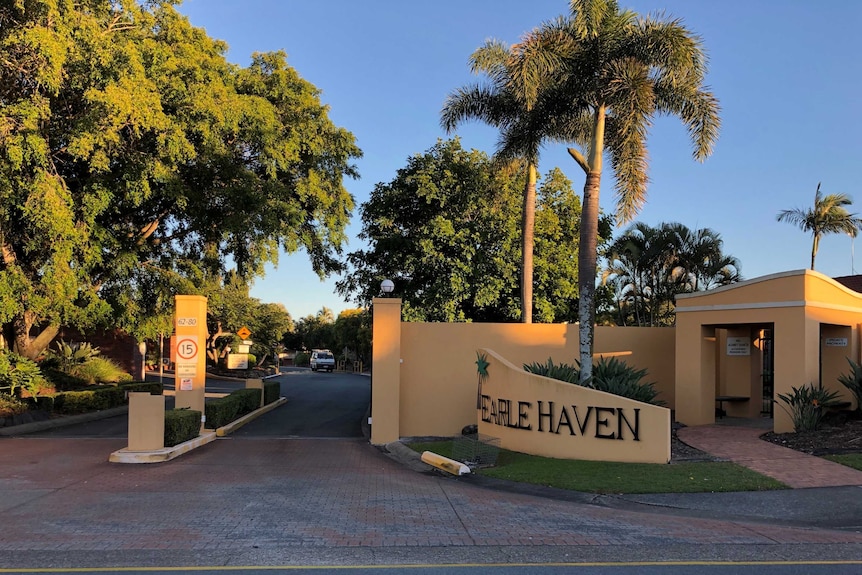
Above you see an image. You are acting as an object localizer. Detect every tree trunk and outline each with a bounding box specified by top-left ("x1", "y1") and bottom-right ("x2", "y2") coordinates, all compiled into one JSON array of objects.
[
  {"x1": 577, "y1": 106, "x2": 606, "y2": 385},
  {"x1": 11, "y1": 313, "x2": 60, "y2": 359},
  {"x1": 810, "y1": 234, "x2": 818, "y2": 270},
  {"x1": 520, "y1": 163, "x2": 537, "y2": 323},
  {"x1": 578, "y1": 171, "x2": 601, "y2": 383},
  {"x1": 206, "y1": 320, "x2": 229, "y2": 363}
]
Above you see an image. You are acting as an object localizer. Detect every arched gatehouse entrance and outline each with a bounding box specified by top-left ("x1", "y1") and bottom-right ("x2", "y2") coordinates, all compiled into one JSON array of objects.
[{"x1": 674, "y1": 270, "x2": 862, "y2": 433}]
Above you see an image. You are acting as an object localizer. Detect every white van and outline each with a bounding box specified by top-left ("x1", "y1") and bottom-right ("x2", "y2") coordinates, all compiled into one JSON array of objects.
[{"x1": 310, "y1": 349, "x2": 335, "y2": 372}]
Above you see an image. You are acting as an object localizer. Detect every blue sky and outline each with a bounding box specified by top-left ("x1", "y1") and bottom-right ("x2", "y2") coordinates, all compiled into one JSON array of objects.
[{"x1": 177, "y1": 0, "x2": 862, "y2": 320}]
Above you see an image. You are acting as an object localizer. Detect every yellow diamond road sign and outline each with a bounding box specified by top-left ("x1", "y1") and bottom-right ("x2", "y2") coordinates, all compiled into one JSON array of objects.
[{"x1": 237, "y1": 326, "x2": 252, "y2": 340}]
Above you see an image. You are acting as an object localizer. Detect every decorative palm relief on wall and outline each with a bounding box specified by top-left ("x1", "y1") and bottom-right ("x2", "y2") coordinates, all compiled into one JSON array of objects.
[{"x1": 475, "y1": 351, "x2": 489, "y2": 409}]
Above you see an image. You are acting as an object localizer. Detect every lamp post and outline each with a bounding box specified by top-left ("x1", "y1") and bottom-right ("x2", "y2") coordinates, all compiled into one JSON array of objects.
[{"x1": 380, "y1": 279, "x2": 395, "y2": 296}]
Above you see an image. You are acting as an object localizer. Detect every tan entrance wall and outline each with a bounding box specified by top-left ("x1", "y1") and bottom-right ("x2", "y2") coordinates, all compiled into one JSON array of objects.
[
  {"x1": 370, "y1": 298, "x2": 675, "y2": 444},
  {"x1": 478, "y1": 349, "x2": 671, "y2": 464}
]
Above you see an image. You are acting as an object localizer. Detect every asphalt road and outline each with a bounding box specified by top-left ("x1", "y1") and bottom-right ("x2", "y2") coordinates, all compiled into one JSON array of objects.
[
  {"x1": 27, "y1": 368, "x2": 369, "y2": 439},
  {"x1": 231, "y1": 369, "x2": 370, "y2": 438}
]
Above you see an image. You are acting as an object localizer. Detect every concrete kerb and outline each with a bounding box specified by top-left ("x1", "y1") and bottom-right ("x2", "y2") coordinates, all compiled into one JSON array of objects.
[
  {"x1": 110, "y1": 397, "x2": 289, "y2": 463},
  {"x1": 109, "y1": 431, "x2": 218, "y2": 463},
  {"x1": 215, "y1": 396, "x2": 287, "y2": 436},
  {"x1": 384, "y1": 440, "x2": 435, "y2": 473}
]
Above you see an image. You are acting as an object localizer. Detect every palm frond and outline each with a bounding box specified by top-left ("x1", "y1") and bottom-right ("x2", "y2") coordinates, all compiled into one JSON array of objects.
[
  {"x1": 440, "y1": 84, "x2": 515, "y2": 132},
  {"x1": 509, "y1": 26, "x2": 571, "y2": 107},
  {"x1": 570, "y1": 0, "x2": 620, "y2": 39},
  {"x1": 470, "y1": 39, "x2": 510, "y2": 85}
]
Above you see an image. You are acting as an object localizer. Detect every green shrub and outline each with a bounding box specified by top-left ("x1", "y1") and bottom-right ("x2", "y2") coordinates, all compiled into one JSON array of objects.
[
  {"x1": 263, "y1": 380, "x2": 280, "y2": 405},
  {"x1": 776, "y1": 382, "x2": 843, "y2": 431},
  {"x1": 24, "y1": 395, "x2": 55, "y2": 413},
  {"x1": 0, "y1": 393, "x2": 29, "y2": 417},
  {"x1": 591, "y1": 357, "x2": 665, "y2": 406},
  {"x1": 70, "y1": 357, "x2": 132, "y2": 384},
  {"x1": 0, "y1": 351, "x2": 49, "y2": 398},
  {"x1": 236, "y1": 387, "x2": 262, "y2": 412},
  {"x1": 165, "y1": 409, "x2": 201, "y2": 447},
  {"x1": 205, "y1": 388, "x2": 262, "y2": 429},
  {"x1": 46, "y1": 340, "x2": 101, "y2": 372},
  {"x1": 294, "y1": 352, "x2": 310, "y2": 367},
  {"x1": 54, "y1": 386, "x2": 125, "y2": 414},
  {"x1": 524, "y1": 358, "x2": 580, "y2": 384},
  {"x1": 523, "y1": 356, "x2": 665, "y2": 406},
  {"x1": 837, "y1": 358, "x2": 862, "y2": 412},
  {"x1": 40, "y1": 367, "x2": 89, "y2": 391},
  {"x1": 247, "y1": 353, "x2": 257, "y2": 366}
]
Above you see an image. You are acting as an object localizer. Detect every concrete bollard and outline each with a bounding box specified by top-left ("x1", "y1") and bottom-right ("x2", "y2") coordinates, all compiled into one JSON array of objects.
[{"x1": 420, "y1": 451, "x2": 470, "y2": 476}]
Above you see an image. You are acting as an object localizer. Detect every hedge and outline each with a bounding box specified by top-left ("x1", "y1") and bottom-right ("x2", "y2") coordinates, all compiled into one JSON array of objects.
[
  {"x1": 52, "y1": 381, "x2": 163, "y2": 414},
  {"x1": 122, "y1": 381, "x2": 163, "y2": 395},
  {"x1": 263, "y1": 380, "x2": 280, "y2": 405},
  {"x1": 54, "y1": 386, "x2": 126, "y2": 414},
  {"x1": 205, "y1": 388, "x2": 261, "y2": 429},
  {"x1": 165, "y1": 409, "x2": 201, "y2": 447}
]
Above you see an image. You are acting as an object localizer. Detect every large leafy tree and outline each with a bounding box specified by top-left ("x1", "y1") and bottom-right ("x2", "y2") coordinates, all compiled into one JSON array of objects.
[
  {"x1": 441, "y1": 40, "x2": 549, "y2": 323},
  {"x1": 332, "y1": 308, "x2": 371, "y2": 366},
  {"x1": 0, "y1": 0, "x2": 360, "y2": 358},
  {"x1": 776, "y1": 183, "x2": 862, "y2": 270},
  {"x1": 337, "y1": 139, "x2": 522, "y2": 322},
  {"x1": 515, "y1": 0, "x2": 720, "y2": 381},
  {"x1": 337, "y1": 139, "x2": 591, "y2": 322},
  {"x1": 288, "y1": 307, "x2": 336, "y2": 351},
  {"x1": 602, "y1": 222, "x2": 739, "y2": 326}
]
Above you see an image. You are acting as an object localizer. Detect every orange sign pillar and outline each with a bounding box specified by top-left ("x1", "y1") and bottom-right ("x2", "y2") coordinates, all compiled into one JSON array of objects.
[{"x1": 174, "y1": 295, "x2": 208, "y2": 428}]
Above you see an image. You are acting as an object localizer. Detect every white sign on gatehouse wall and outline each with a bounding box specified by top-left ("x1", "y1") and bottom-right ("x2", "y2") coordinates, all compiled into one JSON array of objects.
[{"x1": 726, "y1": 337, "x2": 750, "y2": 356}]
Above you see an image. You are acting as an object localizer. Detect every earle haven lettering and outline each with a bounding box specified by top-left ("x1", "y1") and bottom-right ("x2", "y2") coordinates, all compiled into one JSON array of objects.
[{"x1": 480, "y1": 396, "x2": 640, "y2": 441}]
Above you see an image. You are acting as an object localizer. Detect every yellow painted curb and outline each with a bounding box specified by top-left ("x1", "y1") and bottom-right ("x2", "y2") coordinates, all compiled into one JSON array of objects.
[
  {"x1": 216, "y1": 397, "x2": 288, "y2": 437},
  {"x1": 109, "y1": 431, "x2": 218, "y2": 464}
]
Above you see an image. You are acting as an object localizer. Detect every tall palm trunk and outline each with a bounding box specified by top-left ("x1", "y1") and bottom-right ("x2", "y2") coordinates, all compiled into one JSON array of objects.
[
  {"x1": 578, "y1": 171, "x2": 601, "y2": 380},
  {"x1": 520, "y1": 163, "x2": 537, "y2": 323},
  {"x1": 576, "y1": 106, "x2": 605, "y2": 384},
  {"x1": 810, "y1": 234, "x2": 819, "y2": 270}
]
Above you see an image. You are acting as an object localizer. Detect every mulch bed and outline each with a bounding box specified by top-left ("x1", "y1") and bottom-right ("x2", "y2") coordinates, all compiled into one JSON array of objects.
[{"x1": 760, "y1": 415, "x2": 862, "y2": 455}]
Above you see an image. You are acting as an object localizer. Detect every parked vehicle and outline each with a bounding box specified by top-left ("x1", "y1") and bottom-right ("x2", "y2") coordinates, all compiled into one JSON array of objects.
[{"x1": 310, "y1": 349, "x2": 335, "y2": 372}]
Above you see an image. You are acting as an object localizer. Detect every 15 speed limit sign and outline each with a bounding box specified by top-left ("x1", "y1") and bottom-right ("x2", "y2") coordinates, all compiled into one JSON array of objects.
[{"x1": 176, "y1": 336, "x2": 199, "y2": 361}]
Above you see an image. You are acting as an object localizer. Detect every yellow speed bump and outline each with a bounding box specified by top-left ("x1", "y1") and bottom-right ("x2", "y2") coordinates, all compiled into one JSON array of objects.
[{"x1": 420, "y1": 451, "x2": 471, "y2": 475}]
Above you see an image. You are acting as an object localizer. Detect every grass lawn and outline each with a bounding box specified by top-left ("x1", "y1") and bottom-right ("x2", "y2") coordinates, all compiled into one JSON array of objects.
[
  {"x1": 824, "y1": 453, "x2": 862, "y2": 471},
  {"x1": 407, "y1": 440, "x2": 787, "y2": 494}
]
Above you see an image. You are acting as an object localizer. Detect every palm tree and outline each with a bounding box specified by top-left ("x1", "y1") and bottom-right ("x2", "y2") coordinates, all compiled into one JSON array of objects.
[
  {"x1": 602, "y1": 222, "x2": 740, "y2": 326},
  {"x1": 674, "y1": 225, "x2": 741, "y2": 291},
  {"x1": 515, "y1": 0, "x2": 720, "y2": 381},
  {"x1": 441, "y1": 40, "x2": 550, "y2": 323},
  {"x1": 776, "y1": 183, "x2": 862, "y2": 270}
]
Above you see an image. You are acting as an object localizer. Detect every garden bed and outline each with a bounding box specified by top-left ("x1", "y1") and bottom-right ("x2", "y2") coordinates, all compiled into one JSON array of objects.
[{"x1": 761, "y1": 415, "x2": 862, "y2": 455}]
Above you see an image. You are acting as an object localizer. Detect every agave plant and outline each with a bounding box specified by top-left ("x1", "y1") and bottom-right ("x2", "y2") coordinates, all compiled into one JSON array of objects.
[
  {"x1": 47, "y1": 340, "x2": 101, "y2": 373},
  {"x1": 591, "y1": 357, "x2": 665, "y2": 406},
  {"x1": 775, "y1": 382, "x2": 842, "y2": 432},
  {"x1": 523, "y1": 358, "x2": 580, "y2": 384},
  {"x1": 837, "y1": 358, "x2": 862, "y2": 413},
  {"x1": 524, "y1": 356, "x2": 664, "y2": 406}
]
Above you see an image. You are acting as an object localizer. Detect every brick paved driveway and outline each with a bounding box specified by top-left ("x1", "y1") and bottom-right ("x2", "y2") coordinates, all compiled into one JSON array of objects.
[{"x1": 2, "y1": 435, "x2": 861, "y2": 560}]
